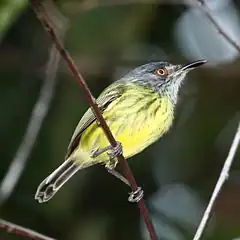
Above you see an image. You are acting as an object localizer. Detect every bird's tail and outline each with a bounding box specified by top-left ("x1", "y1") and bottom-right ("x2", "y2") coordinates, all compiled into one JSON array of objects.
[{"x1": 35, "y1": 156, "x2": 94, "y2": 203}]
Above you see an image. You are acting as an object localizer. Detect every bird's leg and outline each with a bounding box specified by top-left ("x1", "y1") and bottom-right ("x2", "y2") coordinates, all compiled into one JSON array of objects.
[
  {"x1": 107, "y1": 168, "x2": 130, "y2": 186},
  {"x1": 91, "y1": 146, "x2": 111, "y2": 158},
  {"x1": 91, "y1": 141, "x2": 122, "y2": 160},
  {"x1": 91, "y1": 141, "x2": 122, "y2": 170},
  {"x1": 106, "y1": 168, "x2": 144, "y2": 203},
  {"x1": 91, "y1": 142, "x2": 144, "y2": 203}
]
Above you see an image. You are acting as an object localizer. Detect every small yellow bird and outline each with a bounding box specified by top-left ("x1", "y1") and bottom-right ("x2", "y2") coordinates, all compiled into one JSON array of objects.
[{"x1": 35, "y1": 60, "x2": 206, "y2": 203}]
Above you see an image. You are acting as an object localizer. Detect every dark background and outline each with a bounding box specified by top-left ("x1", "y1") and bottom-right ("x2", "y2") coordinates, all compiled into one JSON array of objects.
[{"x1": 0, "y1": 0, "x2": 240, "y2": 239}]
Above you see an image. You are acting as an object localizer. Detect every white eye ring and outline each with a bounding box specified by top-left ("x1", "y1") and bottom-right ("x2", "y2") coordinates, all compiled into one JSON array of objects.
[{"x1": 156, "y1": 68, "x2": 168, "y2": 77}]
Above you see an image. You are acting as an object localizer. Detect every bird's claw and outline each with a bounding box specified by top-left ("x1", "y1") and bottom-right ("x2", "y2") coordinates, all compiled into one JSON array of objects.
[
  {"x1": 91, "y1": 141, "x2": 122, "y2": 160},
  {"x1": 107, "y1": 141, "x2": 123, "y2": 159},
  {"x1": 128, "y1": 187, "x2": 144, "y2": 203}
]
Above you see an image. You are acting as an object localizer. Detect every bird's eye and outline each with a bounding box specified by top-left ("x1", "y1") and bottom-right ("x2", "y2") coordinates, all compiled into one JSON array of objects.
[{"x1": 156, "y1": 68, "x2": 168, "y2": 77}]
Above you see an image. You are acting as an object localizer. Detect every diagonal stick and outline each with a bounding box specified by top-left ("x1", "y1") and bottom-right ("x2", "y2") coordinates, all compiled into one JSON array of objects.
[
  {"x1": 0, "y1": 218, "x2": 55, "y2": 240},
  {"x1": 193, "y1": 122, "x2": 240, "y2": 240},
  {"x1": 31, "y1": 1, "x2": 157, "y2": 239}
]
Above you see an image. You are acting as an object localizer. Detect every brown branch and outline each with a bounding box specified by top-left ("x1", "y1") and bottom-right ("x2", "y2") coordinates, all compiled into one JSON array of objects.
[
  {"x1": 31, "y1": 1, "x2": 157, "y2": 239},
  {"x1": 190, "y1": 0, "x2": 240, "y2": 53},
  {"x1": 0, "y1": 218, "x2": 55, "y2": 240}
]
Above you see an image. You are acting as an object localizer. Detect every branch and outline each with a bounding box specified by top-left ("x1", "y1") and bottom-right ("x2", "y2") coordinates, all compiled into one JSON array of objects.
[
  {"x1": 193, "y1": 122, "x2": 240, "y2": 240},
  {"x1": 0, "y1": 218, "x2": 55, "y2": 240},
  {"x1": 188, "y1": 1, "x2": 240, "y2": 239},
  {"x1": 31, "y1": 1, "x2": 157, "y2": 239},
  {"x1": 0, "y1": 4, "x2": 67, "y2": 205},
  {"x1": 190, "y1": 0, "x2": 240, "y2": 53}
]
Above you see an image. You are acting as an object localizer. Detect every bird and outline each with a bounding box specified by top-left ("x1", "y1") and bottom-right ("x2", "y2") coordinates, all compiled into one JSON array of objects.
[{"x1": 35, "y1": 59, "x2": 207, "y2": 203}]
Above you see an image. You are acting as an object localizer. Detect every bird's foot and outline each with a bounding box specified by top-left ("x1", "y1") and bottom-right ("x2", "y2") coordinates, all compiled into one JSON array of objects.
[
  {"x1": 107, "y1": 141, "x2": 123, "y2": 159},
  {"x1": 128, "y1": 187, "x2": 144, "y2": 203},
  {"x1": 91, "y1": 141, "x2": 123, "y2": 161}
]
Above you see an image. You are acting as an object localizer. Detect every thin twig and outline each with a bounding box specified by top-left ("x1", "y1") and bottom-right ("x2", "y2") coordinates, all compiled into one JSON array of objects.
[
  {"x1": 0, "y1": 218, "x2": 56, "y2": 240},
  {"x1": 0, "y1": 4, "x2": 67, "y2": 205},
  {"x1": 190, "y1": 0, "x2": 240, "y2": 52},
  {"x1": 31, "y1": 1, "x2": 157, "y2": 239},
  {"x1": 0, "y1": 47, "x2": 59, "y2": 205},
  {"x1": 188, "y1": 0, "x2": 240, "y2": 239},
  {"x1": 193, "y1": 122, "x2": 240, "y2": 240}
]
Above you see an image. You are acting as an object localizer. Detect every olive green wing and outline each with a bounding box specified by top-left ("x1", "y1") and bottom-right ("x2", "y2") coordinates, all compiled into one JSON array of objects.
[{"x1": 65, "y1": 83, "x2": 125, "y2": 159}]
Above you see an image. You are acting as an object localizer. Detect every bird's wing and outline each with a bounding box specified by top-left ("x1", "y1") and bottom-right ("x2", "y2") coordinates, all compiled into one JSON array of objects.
[{"x1": 65, "y1": 83, "x2": 125, "y2": 159}]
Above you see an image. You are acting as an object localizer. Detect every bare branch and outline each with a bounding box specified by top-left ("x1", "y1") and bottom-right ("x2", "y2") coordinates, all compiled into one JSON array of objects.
[
  {"x1": 0, "y1": 218, "x2": 55, "y2": 240},
  {"x1": 187, "y1": 1, "x2": 240, "y2": 239},
  {"x1": 0, "y1": 46, "x2": 58, "y2": 204},
  {"x1": 31, "y1": 1, "x2": 157, "y2": 239},
  {"x1": 189, "y1": 0, "x2": 240, "y2": 53},
  {"x1": 193, "y1": 122, "x2": 240, "y2": 240},
  {"x1": 0, "y1": 4, "x2": 67, "y2": 205}
]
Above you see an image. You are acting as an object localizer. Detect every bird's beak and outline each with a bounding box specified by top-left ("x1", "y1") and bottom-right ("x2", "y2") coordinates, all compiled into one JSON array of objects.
[{"x1": 181, "y1": 59, "x2": 207, "y2": 71}]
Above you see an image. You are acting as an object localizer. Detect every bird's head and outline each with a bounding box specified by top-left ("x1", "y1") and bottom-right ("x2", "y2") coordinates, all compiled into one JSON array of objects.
[{"x1": 123, "y1": 60, "x2": 207, "y2": 104}]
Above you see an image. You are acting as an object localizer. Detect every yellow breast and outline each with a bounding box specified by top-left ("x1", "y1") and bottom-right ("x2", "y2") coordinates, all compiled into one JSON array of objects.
[{"x1": 80, "y1": 85, "x2": 174, "y2": 163}]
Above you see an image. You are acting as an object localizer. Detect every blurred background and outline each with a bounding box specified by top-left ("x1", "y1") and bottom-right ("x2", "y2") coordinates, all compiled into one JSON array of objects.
[{"x1": 0, "y1": 0, "x2": 240, "y2": 239}]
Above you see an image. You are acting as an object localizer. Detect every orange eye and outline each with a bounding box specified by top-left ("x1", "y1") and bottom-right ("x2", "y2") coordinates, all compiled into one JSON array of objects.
[{"x1": 156, "y1": 68, "x2": 168, "y2": 77}]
